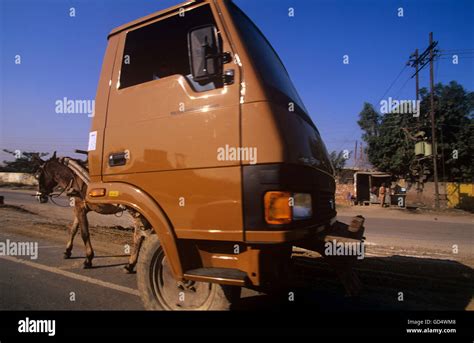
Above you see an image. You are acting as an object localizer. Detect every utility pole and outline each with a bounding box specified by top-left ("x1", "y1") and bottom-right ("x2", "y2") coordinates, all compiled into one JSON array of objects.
[
  {"x1": 415, "y1": 49, "x2": 419, "y2": 102},
  {"x1": 408, "y1": 34, "x2": 440, "y2": 208},
  {"x1": 429, "y1": 32, "x2": 440, "y2": 209},
  {"x1": 407, "y1": 48, "x2": 422, "y2": 197},
  {"x1": 354, "y1": 140, "x2": 358, "y2": 168},
  {"x1": 407, "y1": 49, "x2": 420, "y2": 101},
  {"x1": 408, "y1": 49, "x2": 420, "y2": 119}
]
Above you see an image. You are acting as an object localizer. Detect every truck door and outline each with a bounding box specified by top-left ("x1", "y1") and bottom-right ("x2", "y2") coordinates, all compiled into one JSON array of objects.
[{"x1": 102, "y1": 3, "x2": 243, "y2": 239}]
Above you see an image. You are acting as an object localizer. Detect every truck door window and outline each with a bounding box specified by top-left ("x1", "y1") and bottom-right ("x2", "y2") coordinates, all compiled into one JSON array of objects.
[{"x1": 119, "y1": 4, "x2": 219, "y2": 91}]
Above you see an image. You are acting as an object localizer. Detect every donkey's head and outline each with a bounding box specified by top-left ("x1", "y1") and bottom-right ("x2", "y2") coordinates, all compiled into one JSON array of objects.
[{"x1": 32, "y1": 152, "x2": 72, "y2": 203}]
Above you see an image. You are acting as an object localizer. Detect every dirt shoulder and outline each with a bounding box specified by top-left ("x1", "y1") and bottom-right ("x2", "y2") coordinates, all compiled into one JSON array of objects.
[
  {"x1": 337, "y1": 204, "x2": 474, "y2": 224},
  {"x1": 0, "y1": 205, "x2": 133, "y2": 256}
]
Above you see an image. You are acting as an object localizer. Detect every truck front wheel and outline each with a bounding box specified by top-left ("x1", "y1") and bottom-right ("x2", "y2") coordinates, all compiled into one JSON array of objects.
[{"x1": 137, "y1": 234, "x2": 240, "y2": 310}]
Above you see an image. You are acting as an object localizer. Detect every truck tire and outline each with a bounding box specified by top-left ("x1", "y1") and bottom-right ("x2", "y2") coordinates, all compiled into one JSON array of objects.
[{"x1": 137, "y1": 234, "x2": 241, "y2": 310}]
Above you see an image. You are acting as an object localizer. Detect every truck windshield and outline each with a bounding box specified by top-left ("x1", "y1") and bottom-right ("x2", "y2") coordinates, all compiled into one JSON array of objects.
[
  {"x1": 228, "y1": 2, "x2": 307, "y2": 114},
  {"x1": 228, "y1": 2, "x2": 334, "y2": 175}
]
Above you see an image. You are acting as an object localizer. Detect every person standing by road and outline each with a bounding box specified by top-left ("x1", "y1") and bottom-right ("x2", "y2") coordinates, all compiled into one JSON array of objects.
[
  {"x1": 346, "y1": 191, "x2": 353, "y2": 206},
  {"x1": 379, "y1": 183, "x2": 386, "y2": 207}
]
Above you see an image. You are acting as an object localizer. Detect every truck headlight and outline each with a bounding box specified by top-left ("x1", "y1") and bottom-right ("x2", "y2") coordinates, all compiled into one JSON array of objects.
[{"x1": 264, "y1": 192, "x2": 312, "y2": 224}]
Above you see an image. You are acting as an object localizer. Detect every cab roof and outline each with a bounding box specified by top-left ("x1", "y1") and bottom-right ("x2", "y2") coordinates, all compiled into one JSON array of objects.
[{"x1": 108, "y1": 0, "x2": 208, "y2": 39}]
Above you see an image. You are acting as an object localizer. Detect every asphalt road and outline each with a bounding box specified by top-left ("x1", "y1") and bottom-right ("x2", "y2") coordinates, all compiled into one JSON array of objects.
[
  {"x1": 0, "y1": 187, "x2": 473, "y2": 310},
  {"x1": 0, "y1": 229, "x2": 144, "y2": 310}
]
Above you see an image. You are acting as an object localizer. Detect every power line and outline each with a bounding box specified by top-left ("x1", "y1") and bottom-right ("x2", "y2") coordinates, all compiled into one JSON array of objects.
[
  {"x1": 393, "y1": 76, "x2": 412, "y2": 99},
  {"x1": 438, "y1": 52, "x2": 474, "y2": 57},
  {"x1": 438, "y1": 50, "x2": 474, "y2": 53},
  {"x1": 437, "y1": 56, "x2": 474, "y2": 59},
  {"x1": 377, "y1": 64, "x2": 409, "y2": 103},
  {"x1": 438, "y1": 48, "x2": 474, "y2": 52}
]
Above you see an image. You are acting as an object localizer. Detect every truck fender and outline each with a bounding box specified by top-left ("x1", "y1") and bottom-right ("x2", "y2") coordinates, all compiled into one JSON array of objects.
[{"x1": 85, "y1": 181, "x2": 183, "y2": 279}]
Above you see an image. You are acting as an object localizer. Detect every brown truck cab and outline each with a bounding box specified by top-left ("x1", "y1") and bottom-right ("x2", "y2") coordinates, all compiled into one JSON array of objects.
[{"x1": 86, "y1": 0, "x2": 360, "y2": 310}]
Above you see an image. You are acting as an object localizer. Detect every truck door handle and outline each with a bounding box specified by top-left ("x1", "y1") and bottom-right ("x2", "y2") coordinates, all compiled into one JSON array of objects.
[{"x1": 108, "y1": 152, "x2": 128, "y2": 167}]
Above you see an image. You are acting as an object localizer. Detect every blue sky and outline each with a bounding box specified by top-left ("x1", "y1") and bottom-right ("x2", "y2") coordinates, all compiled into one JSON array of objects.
[{"x1": 0, "y1": 0, "x2": 473, "y2": 164}]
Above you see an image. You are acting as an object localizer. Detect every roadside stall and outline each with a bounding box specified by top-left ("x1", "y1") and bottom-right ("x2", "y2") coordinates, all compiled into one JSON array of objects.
[{"x1": 354, "y1": 171, "x2": 391, "y2": 205}]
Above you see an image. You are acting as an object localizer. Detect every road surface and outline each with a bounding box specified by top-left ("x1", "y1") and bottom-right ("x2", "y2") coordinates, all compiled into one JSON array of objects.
[{"x1": 0, "y1": 187, "x2": 473, "y2": 310}]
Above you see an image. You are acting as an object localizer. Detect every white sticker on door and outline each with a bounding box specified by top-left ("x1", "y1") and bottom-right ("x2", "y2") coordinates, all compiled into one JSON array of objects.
[{"x1": 88, "y1": 131, "x2": 97, "y2": 151}]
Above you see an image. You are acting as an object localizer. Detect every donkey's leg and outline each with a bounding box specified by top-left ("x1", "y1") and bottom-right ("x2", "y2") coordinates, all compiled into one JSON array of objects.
[
  {"x1": 124, "y1": 218, "x2": 146, "y2": 273},
  {"x1": 64, "y1": 217, "x2": 79, "y2": 259},
  {"x1": 78, "y1": 207, "x2": 94, "y2": 269}
]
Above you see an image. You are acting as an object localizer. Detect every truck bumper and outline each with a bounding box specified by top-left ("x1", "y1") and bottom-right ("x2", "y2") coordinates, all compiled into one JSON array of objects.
[{"x1": 184, "y1": 216, "x2": 366, "y2": 291}]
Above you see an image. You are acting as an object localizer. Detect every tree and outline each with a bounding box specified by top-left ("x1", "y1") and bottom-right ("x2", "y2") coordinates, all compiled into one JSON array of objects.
[
  {"x1": 357, "y1": 102, "x2": 380, "y2": 141},
  {"x1": 329, "y1": 150, "x2": 350, "y2": 175},
  {"x1": 0, "y1": 150, "x2": 49, "y2": 173},
  {"x1": 358, "y1": 81, "x2": 473, "y2": 181},
  {"x1": 428, "y1": 81, "x2": 474, "y2": 182},
  {"x1": 365, "y1": 109, "x2": 417, "y2": 177}
]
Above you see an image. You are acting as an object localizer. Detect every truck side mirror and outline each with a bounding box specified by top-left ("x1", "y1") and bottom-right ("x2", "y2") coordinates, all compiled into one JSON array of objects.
[{"x1": 188, "y1": 25, "x2": 222, "y2": 82}]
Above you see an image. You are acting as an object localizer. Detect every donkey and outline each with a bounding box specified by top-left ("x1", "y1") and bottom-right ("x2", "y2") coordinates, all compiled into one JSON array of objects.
[{"x1": 33, "y1": 152, "x2": 149, "y2": 272}]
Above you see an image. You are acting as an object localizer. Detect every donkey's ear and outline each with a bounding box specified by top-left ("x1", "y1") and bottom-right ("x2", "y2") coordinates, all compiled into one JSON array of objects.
[
  {"x1": 50, "y1": 151, "x2": 57, "y2": 160},
  {"x1": 31, "y1": 153, "x2": 44, "y2": 165}
]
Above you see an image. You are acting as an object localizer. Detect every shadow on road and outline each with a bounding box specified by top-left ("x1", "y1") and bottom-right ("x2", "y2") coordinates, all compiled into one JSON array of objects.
[
  {"x1": 234, "y1": 254, "x2": 474, "y2": 311},
  {"x1": 67, "y1": 254, "x2": 130, "y2": 260},
  {"x1": 89, "y1": 262, "x2": 129, "y2": 269}
]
